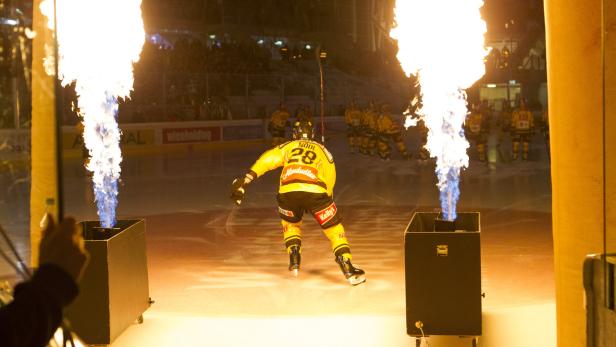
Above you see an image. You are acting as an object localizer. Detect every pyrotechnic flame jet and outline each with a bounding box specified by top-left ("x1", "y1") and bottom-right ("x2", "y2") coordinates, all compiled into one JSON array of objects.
[
  {"x1": 40, "y1": 0, "x2": 145, "y2": 228},
  {"x1": 390, "y1": 0, "x2": 489, "y2": 220}
]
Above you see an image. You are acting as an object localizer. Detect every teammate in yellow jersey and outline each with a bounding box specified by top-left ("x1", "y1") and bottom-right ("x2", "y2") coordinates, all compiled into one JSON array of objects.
[
  {"x1": 230, "y1": 121, "x2": 366, "y2": 285},
  {"x1": 376, "y1": 104, "x2": 411, "y2": 160},
  {"x1": 465, "y1": 104, "x2": 489, "y2": 162},
  {"x1": 510, "y1": 99, "x2": 535, "y2": 160},
  {"x1": 344, "y1": 100, "x2": 363, "y2": 153},
  {"x1": 360, "y1": 102, "x2": 378, "y2": 156},
  {"x1": 268, "y1": 103, "x2": 291, "y2": 146}
]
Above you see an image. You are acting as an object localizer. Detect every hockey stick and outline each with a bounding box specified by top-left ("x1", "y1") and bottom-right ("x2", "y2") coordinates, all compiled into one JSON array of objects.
[{"x1": 316, "y1": 45, "x2": 325, "y2": 144}]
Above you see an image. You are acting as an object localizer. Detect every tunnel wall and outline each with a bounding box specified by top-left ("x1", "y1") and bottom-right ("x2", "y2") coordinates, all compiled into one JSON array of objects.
[
  {"x1": 545, "y1": 0, "x2": 616, "y2": 345},
  {"x1": 604, "y1": 0, "x2": 616, "y2": 266}
]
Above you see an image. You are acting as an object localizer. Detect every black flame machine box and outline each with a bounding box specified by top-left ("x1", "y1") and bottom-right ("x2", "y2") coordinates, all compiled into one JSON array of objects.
[
  {"x1": 65, "y1": 219, "x2": 151, "y2": 345},
  {"x1": 404, "y1": 212, "x2": 482, "y2": 345}
]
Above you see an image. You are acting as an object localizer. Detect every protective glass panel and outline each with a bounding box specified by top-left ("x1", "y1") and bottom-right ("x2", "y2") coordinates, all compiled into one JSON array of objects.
[{"x1": 0, "y1": 0, "x2": 55, "y2": 276}]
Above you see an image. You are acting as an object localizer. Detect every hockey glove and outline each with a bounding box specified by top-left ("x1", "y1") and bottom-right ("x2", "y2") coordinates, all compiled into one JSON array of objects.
[
  {"x1": 230, "y1": 172, "x2": 256, "y2": 205},
  {"x1": 230, "y1": 178, "x2": 246, "y2": 205}
]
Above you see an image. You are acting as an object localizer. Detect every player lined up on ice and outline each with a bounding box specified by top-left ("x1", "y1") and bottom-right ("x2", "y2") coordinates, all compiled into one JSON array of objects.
[
  {"x1": 465, "y1": 103, "x2": 490, "y2": 162},
  {"x1": 344, "y1": 101, "x2": 410, "y2": 160},
  {"x1": 510, "y1": 98, "x2": 535, "y2": 160},
  {"x1": 267, "y1": 103, "x2": 313, "y2": 147},
  {"x1": 230, "y1": 121, "x2": 366, "y2": 285},
  {"x1": 267, "y1": 102, "x2": 291, "y2": 146}
]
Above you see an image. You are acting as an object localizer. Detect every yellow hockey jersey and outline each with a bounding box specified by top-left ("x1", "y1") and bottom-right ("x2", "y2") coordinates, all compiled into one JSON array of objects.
[
  {"x1": 466, "y1": 112, "x2": 484, "y2": 135},
  {"x1": 511, "y1": 109, "x2": 534, "y2": 131},
  {"x1": 362, "y1": 109, "x2": 379, "y2": 130},
  {"x1": 377, "y1": 113, "x2": 400, "y2": 134},
  {"x1": 345, "y1": 107, "x2": 363, "y2": 127},
  {"x1": 250, "y1": 140, "x2": 336, "y2": 196},
  {"x1": 270, "y1": 109, "x2": 290, "y2": 129}
]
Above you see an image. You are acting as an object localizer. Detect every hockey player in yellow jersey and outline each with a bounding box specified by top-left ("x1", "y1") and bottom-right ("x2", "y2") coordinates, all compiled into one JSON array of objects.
[
  {"x1": 360, "y1": 102, "x2": 378, "y2": 156},
  {"x1": 230, "y1": 121, "x2": 366, "y2": 285},
  {"x1": 344, "y1": 100, "x2": 363, "y2": 153},
  {"x1": 268, "y1": 103, "x2": 291, "y2": 146},
  {"x1": 376, "y1": 104, "x2": 410, "y2": 160},
  {"x1": 465, "y1": 103, "x2": 489, "y2": 162},
  {"x1": 510, "y1": 99, "x2": 535, "y2": 160}
]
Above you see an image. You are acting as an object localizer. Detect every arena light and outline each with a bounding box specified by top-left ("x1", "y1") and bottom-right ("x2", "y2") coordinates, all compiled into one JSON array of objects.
[
  {"x1": 40, "y1": 0, "x2": 145, "y2": 228},
  {"x1": 147, "y1": 33, "x2": 173, "y2": 49},
  {"x1": 390, "y1": 0, "x2": 488, "y2": 220},
  {"x1": 0, "y1": 18, "x2": 19, "y2": 26}
]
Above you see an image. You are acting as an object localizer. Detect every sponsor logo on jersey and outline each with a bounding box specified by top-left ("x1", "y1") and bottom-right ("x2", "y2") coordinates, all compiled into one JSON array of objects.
[
  {"x1": 278, "y1": 207, "x2": 295, "y2": 217},
  {"x1": 281, "y1": 164, "x2": 319, "y2": 182},
  {"x1": 516, "y1": 120, "x2": 530, "y2": 130},
  {"x1": 515, "y1": 112, "x2": 532, "y2": 130},
  {"x1": 315, "y1": 202, "x2": 337, "y2": 225}
]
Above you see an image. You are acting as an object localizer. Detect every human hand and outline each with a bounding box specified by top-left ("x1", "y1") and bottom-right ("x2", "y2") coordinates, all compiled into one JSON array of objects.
[
  {"x1": 230, "y1": 178, "x2": 246, "y2": 205},
  {"x1": 39, "y1": 216, "x2": 90, "y2": 282}
]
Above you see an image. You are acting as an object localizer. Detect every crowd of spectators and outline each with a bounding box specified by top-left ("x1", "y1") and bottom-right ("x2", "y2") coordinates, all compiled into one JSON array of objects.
[
  {"x1": 138, "y1": 38, "x2": 273, "y2": 75},
  {"x1": 144, "y1": 0, "x2": 332, "y2": 34},
  {"x1": 136, "y1": 35, "x2": 334, "y2": 75},
  {"x1": 0, "y1": 0, "x2": 548, "y2": 128},
  {"x1": 482, "y1": 40, "x2": 546, "y2": 85},
  {"x1": 124, "y1": 34, "x2": 330, "y2": 122},
  {"x1": 483, "y1": 0, "x2": 544, "y2": 38}
]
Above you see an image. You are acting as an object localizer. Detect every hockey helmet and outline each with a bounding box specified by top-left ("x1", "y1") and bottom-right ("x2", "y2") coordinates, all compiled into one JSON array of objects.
[{"x1": 292, "y1": 121, "x2": 314, "y2": 140}]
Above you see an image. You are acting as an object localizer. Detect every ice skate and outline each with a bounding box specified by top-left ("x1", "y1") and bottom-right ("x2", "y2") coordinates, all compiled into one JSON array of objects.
[
  {"x1": 288, "y1": 245, "x2": 301, "y2": 277},
  {"x1": 336, "y1": 255, "x2": 366, "y2": 285}
]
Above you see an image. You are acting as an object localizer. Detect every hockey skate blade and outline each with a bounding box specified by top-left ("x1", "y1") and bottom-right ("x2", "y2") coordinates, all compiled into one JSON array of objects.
[
  {"x1": 290, "y1": 268, "x2": 299, "y2": 277},
  {"x1": 348, "y1": 274, "x2": 366, "y2": 286}
]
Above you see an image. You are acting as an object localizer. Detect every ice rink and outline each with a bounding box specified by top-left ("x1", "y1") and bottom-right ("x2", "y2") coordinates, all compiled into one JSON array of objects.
[{"x1": 0, "y1": 129, "x2": 555, "y2": 346}]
